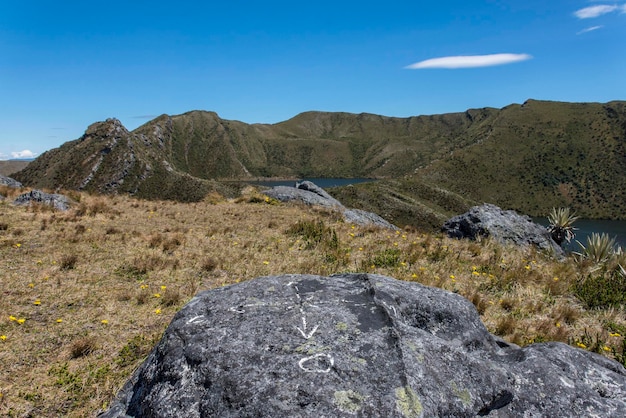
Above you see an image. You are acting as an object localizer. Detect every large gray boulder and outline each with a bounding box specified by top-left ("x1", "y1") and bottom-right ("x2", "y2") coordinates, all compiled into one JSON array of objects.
[
  {"x1": 263, "y1": 180, "x2": 344, "y2": 208},
  {"x1": 100, "y1": 273, "x2": 626, "y2": 417},
  {"x1": 0, "y1": 174, "x2": 22, "y2": 188},
  {"x1": 13, "y1": 189, "x2": 73, "y2": 211},
  {"x1": 442, "y1": 203, "x2": 563, "y2": 256},
  {"x1": 263, "y1": 181, "x2": 398, "y2": 230}
]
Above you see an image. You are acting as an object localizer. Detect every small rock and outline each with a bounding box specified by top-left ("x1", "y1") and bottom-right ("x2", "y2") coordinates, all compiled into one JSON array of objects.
[
  {"x1": 13, "y1": 190, "x2": 73, "y2": 211},
  {"x1": 0, "y1": 174, "x2": 23, "y2": 188}
]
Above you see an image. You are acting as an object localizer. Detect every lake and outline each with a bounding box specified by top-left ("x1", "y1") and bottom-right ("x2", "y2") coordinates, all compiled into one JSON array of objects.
[
  {"x1": 247, "y1": 177, "x2": 376, "y2": 188},
  {"x1": 533, "y1": 217, "x2": 626, "y2": 251}
]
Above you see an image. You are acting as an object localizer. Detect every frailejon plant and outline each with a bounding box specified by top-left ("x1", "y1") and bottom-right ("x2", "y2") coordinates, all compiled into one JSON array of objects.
[
  {"x1": 574, "y1": 232, "x2": 616, "y2": 266},
  {"x1": 547, "y1": 207, "x2": 578, "y2": 246}
]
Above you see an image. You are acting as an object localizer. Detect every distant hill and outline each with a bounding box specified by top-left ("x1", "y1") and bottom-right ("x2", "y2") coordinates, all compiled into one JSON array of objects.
[
  {"x1": 0, "y1": 160, "x2": 30, "y2": 176},
  {"x1": 12, "y1": 100, "x2": 626, "y2": 226}
]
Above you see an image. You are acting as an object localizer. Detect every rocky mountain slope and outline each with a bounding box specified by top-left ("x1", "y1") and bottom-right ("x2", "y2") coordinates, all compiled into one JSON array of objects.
[{"x1": 12, "y1": 100, "x2": 626, "y2": 222}]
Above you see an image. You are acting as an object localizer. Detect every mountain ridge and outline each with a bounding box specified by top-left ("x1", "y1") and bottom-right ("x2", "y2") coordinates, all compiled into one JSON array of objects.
[{"x1": 12, "y1": 99, "x2": 626, "y2": 226}]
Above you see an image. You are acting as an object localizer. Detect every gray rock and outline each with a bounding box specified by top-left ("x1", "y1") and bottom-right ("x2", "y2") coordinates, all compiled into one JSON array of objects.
[
  {"x1": 442, "y1": 203, "x2": 564, "y2": 257},
  {"x1": 100, "y1": 273, "x2": 626, "y2": 418},
  {"x1": 344, "y1": 208, "x2": 399, "y2": 230},
  {"x1": 263, "y1": 181, "x2": 398, "y2": 230},
  {"x1": 13, "y1": 189, "x2": 73, "y2": 211},
  {"x1": 263, "y1": 181, "x2": 344, "y2": 208},
  {"x1": 0, "y1": 174, "x2": 22, "y2": 188}
]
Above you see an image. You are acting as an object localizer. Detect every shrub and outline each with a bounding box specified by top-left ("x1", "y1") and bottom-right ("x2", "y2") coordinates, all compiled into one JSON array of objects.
[
  {"x1": 286, "y1": 220, "x2": 338, "y2": 250},
  {"x1": 161, "y1": 287, "x2": 181, "y2": 307},
  {"x1": 573, "y1": 272, "x2": 626, "y2": 309},
  {"x1": 70, "y1": 336, "x2": 97, "y2": 358},
  {"x1": 116, "y1": 335, "x2": 151, "y2": 368},
  {"x1": 60, "y1": 254, "x2": 78, "y2": 270},
  {"x1": 370, "y1": 248, "x2": 401, "y2": 268}
]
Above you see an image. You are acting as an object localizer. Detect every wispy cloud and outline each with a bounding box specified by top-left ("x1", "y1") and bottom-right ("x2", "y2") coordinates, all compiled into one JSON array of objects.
[
  {"x1": 405, "y1": 53, "x2": 532, "y2": 69},
  {"x1": 577, "y1": 25, "x2": 603, "y2": 34},
  {"x1": 574, "y1": 5, "x2": 618, "y2": 19},
  {"x1": 11, "y1": 150, "x2": 37, "y2": 159},
  {"x1": 0, "y1": 152, "x2": 7, "y2": 160}
]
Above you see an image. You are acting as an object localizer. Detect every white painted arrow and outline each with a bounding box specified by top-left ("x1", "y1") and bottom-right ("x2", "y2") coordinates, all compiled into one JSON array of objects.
[{"x1": 296, "y1": 316, "x2": 319, "y2": 339}]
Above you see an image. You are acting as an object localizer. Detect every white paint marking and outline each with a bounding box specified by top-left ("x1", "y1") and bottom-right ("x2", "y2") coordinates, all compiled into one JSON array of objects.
[
  {"x1": 187, "y1": 315, "x2": 205, "y2": 324},
  {"x1": 228, "y1": 307, "x2": 245, "y2": 314},
  {"x1": 297, "y1": 316, "x2": 319, "y2": 339},
  {"x1": 298, "y1": 353, "x2": 334, "y2": 373}
]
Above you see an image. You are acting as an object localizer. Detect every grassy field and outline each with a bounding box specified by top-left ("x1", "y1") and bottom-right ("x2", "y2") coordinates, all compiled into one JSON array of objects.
[{"x1": 1, "y1": 186, "x2": 625, "y2": 416}]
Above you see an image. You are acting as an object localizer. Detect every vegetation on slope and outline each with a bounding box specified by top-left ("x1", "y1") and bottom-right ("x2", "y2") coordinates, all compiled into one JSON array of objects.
[
  {"x1": 417, "y1": 100, "x2": 626, "y2": 219},
  {"x1": 1, "y1": 187, "x2": 625, "y2": 416},
  {"x1": 10, "y1": 100, "x2": 626, "y2": 223}
]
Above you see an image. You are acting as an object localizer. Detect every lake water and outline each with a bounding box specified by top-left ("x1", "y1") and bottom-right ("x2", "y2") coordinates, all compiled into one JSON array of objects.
[
  {"x1": 247, "y1": 177, "x2": 376, "y2": 188},
  {"x1": 533, "y1": 217, "x2": 626, "y2": 251}
]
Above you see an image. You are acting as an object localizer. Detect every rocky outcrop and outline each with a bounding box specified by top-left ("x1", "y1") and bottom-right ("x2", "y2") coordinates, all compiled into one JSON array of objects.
[
  {"x1": 442, "y1": 203, "x2": 563, "y2": 256},
  {"x1": 13, "y1": 190, "x2": 73, "y2": 211},
  {"x1": 0, "y1": 174, "x2": 22, "y2": 188},
  {"x1": 263, "y1": 181, "x2": 399, "y2": 230},
  {"x1": 263, "y1": 181, "x2": 343, "y2": 208},
  {"x1": 100, "y1": 273, "x2": 626, "y2": 417}
]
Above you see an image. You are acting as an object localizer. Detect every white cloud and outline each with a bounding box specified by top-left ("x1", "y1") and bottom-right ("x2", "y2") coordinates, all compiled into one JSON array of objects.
[
  {"x1": 0, "y1": 152, "x2": 7, "y2": 160},
  {"x1": 11, "y1": 150, "x2": 37, "y2": 159},
  {"x1": 574, "y1": 5, "x2": 618, "y2": 19},
  {"x1": 577, "y1": 25, "x2": 603, "y2": 34},
  {"x1": 405, "y1": 53, "x2": 532, "y2": 69}
]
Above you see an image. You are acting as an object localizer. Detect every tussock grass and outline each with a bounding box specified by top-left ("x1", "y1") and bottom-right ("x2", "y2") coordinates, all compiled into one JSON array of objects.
[{"x1": 0, "y1": 191, "x2": 625, "y2": 416}]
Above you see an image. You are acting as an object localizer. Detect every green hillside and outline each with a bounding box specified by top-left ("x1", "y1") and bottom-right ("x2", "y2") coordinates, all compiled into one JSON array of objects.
[{"x1": 12, "y1": 99, "x2": 626, "y2": 226}]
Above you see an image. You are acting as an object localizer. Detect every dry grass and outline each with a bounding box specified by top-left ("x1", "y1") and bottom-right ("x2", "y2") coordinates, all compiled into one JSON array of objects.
[{"x1": 0, "y1": 190, "x2": 625, "y2": 416}]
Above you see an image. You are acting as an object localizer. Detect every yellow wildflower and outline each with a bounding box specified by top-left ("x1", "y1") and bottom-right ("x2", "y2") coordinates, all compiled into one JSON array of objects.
[
  {"x1": 9, "y1": 315, "x2": 17, "y2": 321},
  {"x1": 358, "y1": 247, "x2": 363, "y2": 251},
  {"x1": 15, "y1": 243, "x2": 21, "y2": 248},
  {"x1": 153, "y1": 293, "x2": 161, "y2": 298},
  {"x1": 553, "y1": 277, "x2": 559, "y2": 281},
  {"x1": 555, "y1": 322, "x2": 561, "y2": 328},
  {"x1": 609, "y1": 332, "x2": 621, "y2": 337},
  {"x1": 160, "y1": 285, "x2": 167, "y2": 291},
  {"x1": 56, "y1": 319, "x2": 63, "y2": 323},
  {"x1": 155, "y1": 309, "x2": 162, "y2": 314},
  {"x1": 17, "y1": 318, "x2": 25, "y2": 324},
  {"x1": 449, "y1": 275, "x2": 455, "y2": 279},
  {"x1": 576, "y1": 342, "x2": 586, "y2": 349},
  {"x1": 263, "y1": 261, "x2": 270, "y2": 265},
  {"x1": 472, "y1": 271, "x2": 480, "y2": 276},
  {"x1": 603, "y1": 346, "x2": 611, "y2": 352},
  {"x1": 101, "y1": 319, "x2": 109, "y2": 325},
  {"x1": 28, "y1": 283, "x2": 34, "y2": 288},
  {"x1": 411, "y1": 273, "x2": 417, "y2": 279},
  {"x1": 0, "y1": 335, "x2": 6, "y2": 341},
  {"x1": 524, "y1": 265, "x2": 531, "y2": 270},
  {"x1": 33, "y1": 300, "x2": 41, "y2": 306}
]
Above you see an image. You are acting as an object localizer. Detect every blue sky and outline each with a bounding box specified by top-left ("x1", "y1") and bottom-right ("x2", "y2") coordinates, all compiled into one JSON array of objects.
[{"x1": 1, "y1": 1, "x2": 625, "y2": 160}]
